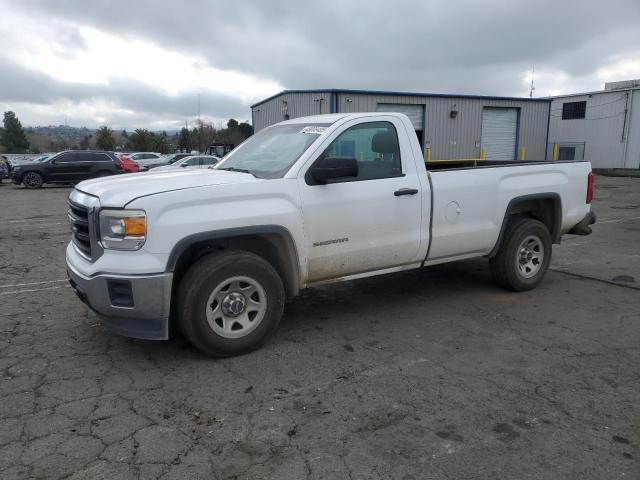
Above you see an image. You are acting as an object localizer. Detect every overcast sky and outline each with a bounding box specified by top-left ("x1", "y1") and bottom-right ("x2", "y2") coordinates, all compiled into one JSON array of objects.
[{"x1": 1, "y1": 0, "x2": 639, "y2": 130}]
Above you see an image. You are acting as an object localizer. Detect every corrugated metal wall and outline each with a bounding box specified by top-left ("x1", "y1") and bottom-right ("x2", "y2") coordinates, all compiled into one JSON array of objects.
[
  {"x1": 253, "y1": 91, "x2": 550, "y2": 160},
  {"x1": 547, "y1": 91, "x2": 631, "y2": 169},
  {"x1": 252, "y1": 92, "x2": 332, "y2": 131},
  {"x1": 625, "y1": 90, "x2": 640, "y2": 169}
]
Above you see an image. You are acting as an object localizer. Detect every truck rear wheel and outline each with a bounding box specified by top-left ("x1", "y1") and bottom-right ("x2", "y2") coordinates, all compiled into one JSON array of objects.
[
  {"x1": 490, "y1": 217, "x2": 552, "y2": 291},
  {"x1": 177, "y1": 250, "x2": 285, "y2": 357}
]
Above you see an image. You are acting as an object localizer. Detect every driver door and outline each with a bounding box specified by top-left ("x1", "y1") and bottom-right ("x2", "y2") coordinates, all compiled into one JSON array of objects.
[{"x1": 298, "y1": 118, "x2": 423, "y2": 282}]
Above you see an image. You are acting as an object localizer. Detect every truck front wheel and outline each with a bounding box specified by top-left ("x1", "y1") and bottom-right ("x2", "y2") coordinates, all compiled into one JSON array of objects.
[
  {"x1": 177, "y1": 250, "x2": 285, "y2": 357},
  {"x1": 490, "y1": 217, "x2": 552, "y2": 291}
]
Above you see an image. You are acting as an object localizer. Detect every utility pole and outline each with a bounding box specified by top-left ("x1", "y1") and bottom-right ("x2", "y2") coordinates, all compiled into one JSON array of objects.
[
  {"x1": 529, "y1": 65, "x2": 536, "y2": 98},
  {"x1": 197, "y1": 93, "x2": 202, "y2": 154}
]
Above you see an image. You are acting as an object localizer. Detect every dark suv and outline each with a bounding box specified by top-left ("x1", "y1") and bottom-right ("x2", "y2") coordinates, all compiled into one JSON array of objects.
[{"x1": 11, "y1": 151, "x2": 125, "y2": 189}]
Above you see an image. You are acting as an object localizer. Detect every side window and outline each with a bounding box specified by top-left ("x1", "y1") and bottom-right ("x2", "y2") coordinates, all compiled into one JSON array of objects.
[
  {"x1": 54, "y1": 152, "x2": 77, "y2": 163},
  {"x1": 98, "y1": 153, "x2": 114, "y2": 162},
  {"x1": 184, "y1": 157, "x2": 199, "y2": 166},
  {"x1": 202, "y1": 157, "x2": 218, "y2": 165},
  {"x1": 318, "y1": 121, "x2": 402, "y2": 181}
]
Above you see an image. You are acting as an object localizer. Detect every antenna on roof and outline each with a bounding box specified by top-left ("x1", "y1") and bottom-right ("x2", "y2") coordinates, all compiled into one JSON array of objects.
[{"x1": 529, "y1": 65, "x2": 536, "y2": 98}]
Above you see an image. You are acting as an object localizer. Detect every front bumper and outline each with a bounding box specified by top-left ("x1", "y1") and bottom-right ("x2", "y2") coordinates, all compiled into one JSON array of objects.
[{"x1": 67, "y1": 261, "x2": 173, "y2": 340}]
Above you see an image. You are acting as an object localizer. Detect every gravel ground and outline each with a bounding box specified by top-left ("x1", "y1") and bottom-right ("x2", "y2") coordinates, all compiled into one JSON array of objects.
[{"x1": 0, "y1": 175, "x2": 638, "y2": 479}]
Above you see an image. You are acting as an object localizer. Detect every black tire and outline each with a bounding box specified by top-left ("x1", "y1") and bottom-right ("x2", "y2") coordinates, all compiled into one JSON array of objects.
[
  {"x1": 490, "y1": 217, "x2": 552, "y2": 291},
  {"x1": 22, "y1": 171, "x2": 43, "y2": 189},
  {"x1": 177, "y1": 250, "x2": 285, "y2": 357}
]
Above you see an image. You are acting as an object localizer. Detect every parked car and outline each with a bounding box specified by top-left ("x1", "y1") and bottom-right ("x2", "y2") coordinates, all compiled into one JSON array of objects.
[
  {"x1": 66, "y1": 112, "x2": 595, "y2": 357},
  {"x1": 124, "y1": 152, "x2": 162, "y2": 168},
  {"x1": 151, "y1": 155, "x2": 220, "y2": 171},
  {"x1": 141, "y1": 153, "x2": 194, "y2": 171},
  {"x1": 0, "y1": 155, "x2": 10, "y2": 183},
  {"x1": 115, "y1": 154, "x2": 140, "y2": 173},
  {"x1": 11, "y1": 150, "x2": 125, "y2": 188}
]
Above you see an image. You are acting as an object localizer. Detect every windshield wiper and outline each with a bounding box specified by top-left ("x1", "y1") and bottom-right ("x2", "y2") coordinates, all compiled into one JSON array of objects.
[{"x1": 215, "y1": 166, "x2": 254, "y2": 175}]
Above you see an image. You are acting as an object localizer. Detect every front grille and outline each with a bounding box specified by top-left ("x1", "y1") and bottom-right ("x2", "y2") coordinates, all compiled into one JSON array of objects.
[{"x1": 68, "y1": 201, "x2": 92, "y2": 258}]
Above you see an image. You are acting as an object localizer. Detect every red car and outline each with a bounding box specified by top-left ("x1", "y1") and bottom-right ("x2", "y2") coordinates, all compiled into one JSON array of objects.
[{"x1": 116, "y1": 154, "x2": 140, "y2": 173}]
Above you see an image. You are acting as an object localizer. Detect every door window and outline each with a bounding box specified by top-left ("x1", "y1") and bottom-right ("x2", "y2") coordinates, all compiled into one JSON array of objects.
[
  {"x1": 53, "y1": 152, "x2": 78, "y2": 163},
  {"x1": 314, "y1": 121, "x2": 402, "y2": 182}
]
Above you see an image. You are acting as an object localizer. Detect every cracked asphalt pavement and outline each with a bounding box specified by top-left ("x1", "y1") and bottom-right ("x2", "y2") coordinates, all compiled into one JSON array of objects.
[{"x1": 0, "y1": 175, "x2": 639, "y2": 479}]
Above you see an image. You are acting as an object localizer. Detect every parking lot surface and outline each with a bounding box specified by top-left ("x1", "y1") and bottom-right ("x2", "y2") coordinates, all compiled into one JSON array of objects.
[{"x1": 0, "y1": 176, "x2": 639, "y2": 479}]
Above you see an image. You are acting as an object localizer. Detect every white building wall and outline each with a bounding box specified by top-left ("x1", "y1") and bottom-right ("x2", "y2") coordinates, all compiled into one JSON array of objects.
[
  {"x1": 626, "y1": 90, "x2": 640, "y2": 169},
  {"x1": 548, "y1": 90, "x2": 638, "y2": 169}
]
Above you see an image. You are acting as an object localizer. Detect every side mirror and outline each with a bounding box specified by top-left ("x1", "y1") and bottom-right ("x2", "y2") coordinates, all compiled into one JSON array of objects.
[{"x1": 310, "y1": 156, "x2": 358, "y2": 184}]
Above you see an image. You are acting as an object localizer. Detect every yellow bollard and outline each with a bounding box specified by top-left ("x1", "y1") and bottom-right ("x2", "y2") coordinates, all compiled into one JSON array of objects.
[
  {"x1": 480, "y1": 147, "x2": 486, "y2": 160},
  {"x1": 425, "y1": 147, "x2": 432, "y2": 163},
  {"x1": 552, "y1": 143, "x2": 558, "y2": 161},
  {"x1": 519, "y1": 147, "x2": 526, "y2": 161}
]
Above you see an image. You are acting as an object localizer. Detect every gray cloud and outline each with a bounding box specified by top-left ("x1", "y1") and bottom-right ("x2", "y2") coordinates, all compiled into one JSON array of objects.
[
  {"x1": 0, "y1": 57, "x2": 250, "y2": 126},
  {"x1": 2, "y1": 0, "x2": 640, "y2": 127}
]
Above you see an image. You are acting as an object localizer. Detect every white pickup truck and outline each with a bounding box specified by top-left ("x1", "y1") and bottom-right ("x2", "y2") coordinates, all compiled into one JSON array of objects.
[{"x1": 66, "y1": 112, "x2": 595, "y2": 356}]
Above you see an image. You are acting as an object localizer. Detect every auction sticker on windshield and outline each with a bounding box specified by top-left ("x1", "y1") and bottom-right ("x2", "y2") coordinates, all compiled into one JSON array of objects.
[{"x1": 300, "y1": 126, "x2": 327, "y2": 134}]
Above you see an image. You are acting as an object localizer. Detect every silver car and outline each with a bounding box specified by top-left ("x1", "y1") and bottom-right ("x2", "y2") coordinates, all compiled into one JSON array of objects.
[{"x1": 151, "y1": 155, "x2": 220, "y2": 171}]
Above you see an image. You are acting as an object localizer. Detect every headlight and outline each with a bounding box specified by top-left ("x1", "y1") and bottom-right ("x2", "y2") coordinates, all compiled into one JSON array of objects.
[{"x1": 99, "y1": 209, "x2": 146, "y2": 250}]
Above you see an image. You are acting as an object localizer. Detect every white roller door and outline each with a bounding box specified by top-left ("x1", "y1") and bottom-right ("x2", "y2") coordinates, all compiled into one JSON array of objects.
[
  {"x1": 481, "y1": 108, "x2": 518, "y2": 160},
  {"x1": 376, "y1": 104, "x2": 424, "y2": 130}
]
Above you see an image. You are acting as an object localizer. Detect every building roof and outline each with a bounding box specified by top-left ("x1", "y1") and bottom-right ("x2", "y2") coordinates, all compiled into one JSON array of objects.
[
  {"x1": 551, "y1": 86, "x2": 640, "y2": 100},
  {"x1": 251, "y1": 88, "x2": 551, "y2": 108}
]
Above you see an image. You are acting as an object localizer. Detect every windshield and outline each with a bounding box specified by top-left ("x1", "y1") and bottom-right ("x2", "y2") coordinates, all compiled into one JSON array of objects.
[{"x1": 215, "y1": 123, "x2": 330, "y2": 178}]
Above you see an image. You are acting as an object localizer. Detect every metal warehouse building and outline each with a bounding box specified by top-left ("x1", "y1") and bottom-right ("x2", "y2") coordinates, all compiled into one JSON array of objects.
[
  {"x1": 548, "y1": 79, "x2": 640, "y2": 169},
  {"x1": 251, "y1": 89, "x2": 551, "y2": 161}
]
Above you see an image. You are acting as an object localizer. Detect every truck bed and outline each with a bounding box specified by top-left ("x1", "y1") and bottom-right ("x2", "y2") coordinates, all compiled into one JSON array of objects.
[{"x1": 426, "y1": 159, "x2": 587, "y2": 171}]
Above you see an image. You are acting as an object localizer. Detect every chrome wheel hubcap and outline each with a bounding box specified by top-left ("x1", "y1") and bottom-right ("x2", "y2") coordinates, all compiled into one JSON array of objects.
[
  {"x1": 205, "y1": 276, "x2": 267, "y2": 338},
  {"x1": 221, "y1": 292, "x2": 247, "y2": 317},
  {"x1": 516, "y1": 235, "x2": 544, "y2": 278}
]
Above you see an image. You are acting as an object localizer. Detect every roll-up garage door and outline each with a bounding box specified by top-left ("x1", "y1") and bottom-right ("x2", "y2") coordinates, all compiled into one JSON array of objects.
[
  {"x1": 376, "y1": 104, "x2": 424, "y2": 130},
  {"x1": 481, "y1": 108, "x2": 518, "y2": 160}
]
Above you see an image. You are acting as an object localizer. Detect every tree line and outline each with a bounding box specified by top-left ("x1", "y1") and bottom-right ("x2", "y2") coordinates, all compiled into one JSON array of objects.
[{"x1": 0, "y1": 111, "x2": 253, "y2": 154}]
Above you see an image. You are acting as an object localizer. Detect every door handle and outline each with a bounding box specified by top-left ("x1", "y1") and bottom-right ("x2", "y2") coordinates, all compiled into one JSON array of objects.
[{"x1": 394, "y1": 188, "x2": 419, "y2": 196}]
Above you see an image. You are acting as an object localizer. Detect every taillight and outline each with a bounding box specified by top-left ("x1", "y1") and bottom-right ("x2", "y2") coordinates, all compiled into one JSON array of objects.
[{"x1": 586, "y1": 172, "x2": 594, "y2": 204}]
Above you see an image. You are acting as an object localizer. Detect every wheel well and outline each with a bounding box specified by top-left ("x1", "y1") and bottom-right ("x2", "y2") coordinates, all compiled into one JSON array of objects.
[
  {"x1": 490, "y1": 195, "x2": 561, "y2": 257},
  {"x1": 509, "y1": 198, "x2": 558, "y2": 236},
  {"x1": 171, "y1": 233, "x2": 300, "y2": 299}
]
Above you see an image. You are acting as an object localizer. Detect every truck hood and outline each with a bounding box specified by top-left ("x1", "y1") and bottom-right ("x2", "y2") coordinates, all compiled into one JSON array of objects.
[{"x1": 76, "y1": 169, "x2": 260, "y2": 207}]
